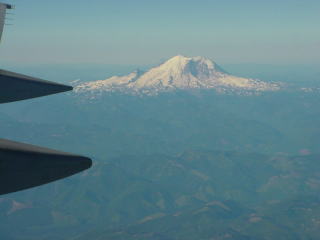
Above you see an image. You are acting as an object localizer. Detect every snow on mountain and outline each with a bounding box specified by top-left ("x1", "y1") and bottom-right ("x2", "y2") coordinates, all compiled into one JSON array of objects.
[{"x1": 74, "y1": 55, "x2": 280, "y2": 96}]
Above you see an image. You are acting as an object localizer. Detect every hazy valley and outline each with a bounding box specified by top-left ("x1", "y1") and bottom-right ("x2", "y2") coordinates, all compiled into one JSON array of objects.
[{"x1": 0, "y1": 59, "x2": 320, "y2": 240}]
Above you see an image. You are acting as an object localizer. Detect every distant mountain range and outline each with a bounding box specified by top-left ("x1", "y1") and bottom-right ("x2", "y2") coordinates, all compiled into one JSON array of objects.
[{"x1": 75, "y1": 56, "x2": 280, "y2": 96}]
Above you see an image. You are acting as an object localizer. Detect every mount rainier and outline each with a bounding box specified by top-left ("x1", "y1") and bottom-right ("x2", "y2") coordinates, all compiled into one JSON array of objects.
[{"x1": 75, "y1": 55, "x2": 280, "y2": 96}]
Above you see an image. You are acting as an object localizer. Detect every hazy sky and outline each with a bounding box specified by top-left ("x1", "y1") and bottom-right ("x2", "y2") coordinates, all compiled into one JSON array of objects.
[{"x1": 1, "y1": 0, "x2": 319, "y2": 65}]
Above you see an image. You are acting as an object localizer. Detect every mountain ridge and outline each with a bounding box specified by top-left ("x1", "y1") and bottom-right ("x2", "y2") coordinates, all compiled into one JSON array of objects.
[{"x1": 74, "y1": 55, "x2": 280, "y2": 96}]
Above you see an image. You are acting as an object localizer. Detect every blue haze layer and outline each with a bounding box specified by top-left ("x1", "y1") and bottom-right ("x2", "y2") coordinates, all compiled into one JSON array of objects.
[{"x1": 1, "y1": 0, "x2": 319, "y2": 65}]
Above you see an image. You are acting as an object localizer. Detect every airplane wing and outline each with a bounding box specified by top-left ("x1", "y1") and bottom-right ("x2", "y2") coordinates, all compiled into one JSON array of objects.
[
  {"x1": 0, "y1": 69, "x2": 73, "y2": 103},
  {"x1": 0, "y1": 72, "x2": 91, "y2": 195},
  {"x1": 0, "y1": 4, "x2": 72, "y2": 103},
  {"x1": 0, "y1": 139, "x2": 92, "y2": 195}
]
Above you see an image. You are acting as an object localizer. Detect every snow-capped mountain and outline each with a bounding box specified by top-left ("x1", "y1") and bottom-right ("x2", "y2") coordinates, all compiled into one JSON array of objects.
[{"x1": 75, "y1": 55, "x2": 280, "y2": 95}]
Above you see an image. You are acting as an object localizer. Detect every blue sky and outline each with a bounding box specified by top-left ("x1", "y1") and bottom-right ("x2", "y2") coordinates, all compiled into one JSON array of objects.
[{"x1": 1, "y1": 0, "x2": 319, "y2": 65}]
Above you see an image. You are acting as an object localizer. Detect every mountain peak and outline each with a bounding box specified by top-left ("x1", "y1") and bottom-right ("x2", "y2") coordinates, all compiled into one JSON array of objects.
[
  {"x1": 162, "y1": 55, "x2": 220, "y2": 72},
  {"x1": 75, "y1": 55, "x2": 280, "y2": 96}
]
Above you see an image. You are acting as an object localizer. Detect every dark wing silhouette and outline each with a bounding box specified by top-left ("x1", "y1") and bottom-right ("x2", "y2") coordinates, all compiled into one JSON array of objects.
[
  {"x1": 0, "y1": 139, "x2": 92, "y2": 195},
  {"x1": 0, "y1": 69, "x2": 73, "y2": 103}
]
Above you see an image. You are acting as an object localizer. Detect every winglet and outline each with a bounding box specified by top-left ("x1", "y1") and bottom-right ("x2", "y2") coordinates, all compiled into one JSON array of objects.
[{"x1": 0, "y1": 2, "x2": 13, "y2": 42}]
